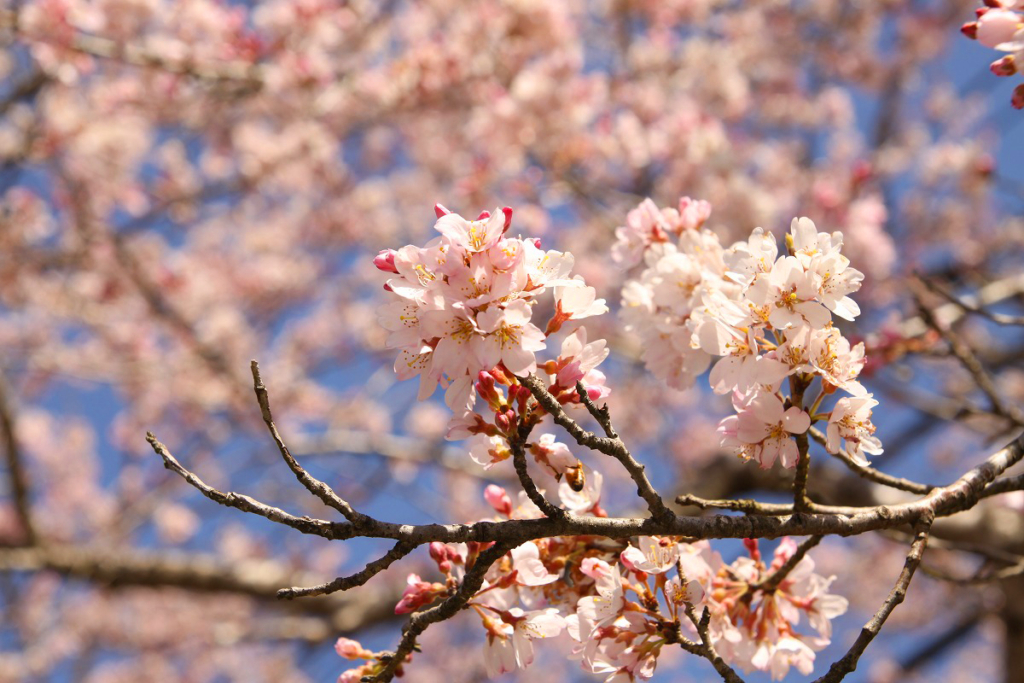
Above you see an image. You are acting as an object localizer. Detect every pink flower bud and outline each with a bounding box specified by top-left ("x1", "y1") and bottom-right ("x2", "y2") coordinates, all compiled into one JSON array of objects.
[
  {"x1": 476, "y1": 210, "x2": 491, "y2": 220},
  {"x1": 977, "y1": 8, "x2": 1020, "y2": 48},
  {"x1": 429, "y1": 541, "x2": 447, "y2": 564},
  {"x1": 334, "y1": 637, "x2": 368, "y2": 659},
  {"x1": 434, "y1": 203, "x2": 451, "y2": 218},
  {"x1": 484, "y1": 484, "x2": 513, "y2": 516},
  {"x1": 476, "y1": 371, "x2": 501, "y2": 409},
  {"x1": 501, "y1": 206, "x2": 513, "y2": 232},
  {"x1": 961, "y1": 21, "x2": 979, "y2": 39},
  {"x1": 373, "y1": 249, "x2": 399, "y2": 273},
  {"x1": 991, "y1": 55, "x2": 1017, "y2": 75},
  {"x1": 395, "y1": 574, "x2": 444, "y2": 614},
  {"x1": 528, "y1": 238, "x2": 542, "y2": 248},
  {"x1": 494, "y1": 409, "x2": 515, "y2": 433},
  {"x1": 1012, "y1": 83, "x2": 1024, "y2": 109},
  {"x1": 743, "y1": 538, "x2": 761, "y2": 562}
]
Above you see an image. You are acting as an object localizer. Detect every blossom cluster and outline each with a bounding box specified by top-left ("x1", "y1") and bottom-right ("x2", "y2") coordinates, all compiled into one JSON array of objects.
[
  {"x1": 962, "y1": 2, "x2": 1024, "y2": 108},
  {"x1": 619, "y1": 198, "x2": 881, "y2": 468},
  {"x1": 375, "y1": 204, "x2": 610, "y2": 449},
  {"x1": 336, "y1": 484, "x2": 848, "y2": 683}
]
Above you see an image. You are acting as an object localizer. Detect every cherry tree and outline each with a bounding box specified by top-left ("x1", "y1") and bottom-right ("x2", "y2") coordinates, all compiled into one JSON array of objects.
[{"x1": 1, "y1": 1, "x2": 1023, "y2": 682}]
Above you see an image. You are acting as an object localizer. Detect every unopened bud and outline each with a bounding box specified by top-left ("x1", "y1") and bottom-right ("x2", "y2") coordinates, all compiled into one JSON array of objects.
[
  {"x1": 1013, "y1": 83, "x2": 1024, "y2": 109},
  {"x1": 961, "y1": 21, "x2": 979, "y2": 39},
  {"x1": 495, "y1": 409, "x2": 515, "y2": 433},
  {"x1": 743, "y1": 538, "x2": 761, "y2": 562},
  {"x1": 476, "y1": 371, "x2": 501, "y2": 409},
  {"x1": 484, "y1": 484, "x2": 513, "y2": 516},
  {"x1": 502, "y1": 206, "x2": 513, "y2": 232},
  {"x1": 992, "y1": 55, "x2": 1018, "y2": 76},
  {"x1": 373, "y1": 249, "x2": 399, "y2": 273}
]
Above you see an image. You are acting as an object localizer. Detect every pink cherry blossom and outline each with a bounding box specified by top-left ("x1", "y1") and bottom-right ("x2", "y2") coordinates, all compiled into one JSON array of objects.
[
  {"x1": 826, "y1": 396, "x2": 883, "y2": 465},
  {"x1": 510, "y1": 542, "x2": 560, "y2": 586},
  {"x1": 719, "y1": 390, "x2": 812, "y2": 469}
]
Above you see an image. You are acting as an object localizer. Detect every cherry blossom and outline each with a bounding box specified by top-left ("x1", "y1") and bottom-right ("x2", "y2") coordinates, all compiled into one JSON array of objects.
[
  {"x1": 719, "y1": 390, "x2": 812, "y2": 469},
  {"x1": 826, "y1": 396, "x2": 884, "y2": 465}
]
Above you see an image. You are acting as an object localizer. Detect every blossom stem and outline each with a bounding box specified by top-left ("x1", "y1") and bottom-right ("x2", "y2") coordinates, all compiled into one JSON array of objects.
[{"x1": 790, "y1": 374, "x2": 813, "y2": 512}]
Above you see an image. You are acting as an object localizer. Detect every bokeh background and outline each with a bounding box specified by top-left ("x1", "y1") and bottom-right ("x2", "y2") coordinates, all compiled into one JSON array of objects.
[{"x1": 1, "y1": 0, "x2": 1024, "y2": 681}]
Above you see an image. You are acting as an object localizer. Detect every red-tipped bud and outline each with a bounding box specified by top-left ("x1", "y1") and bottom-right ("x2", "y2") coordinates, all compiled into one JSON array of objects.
[
  {"x1": 395, "y1": 576, "x2": 446, "y2": 614},
  {"x1": 476, "y1": 210, "x2": 491, "y2": 220},
  {"x1": 484, "y1": 484, "x2": 513, "y2": 516},
  {"x1": 976, "y1": 6, "x2": 991, "y2": 17},
  {"x1": 429, "y1": 542, "x2": 452, "y2": 572},
  {"x1": 743, "y1": 538, "x2": 761, "y2": 562},
  {"x1": 1013, "y1": 83, "x2": 1024, "y2": 109},
  {"x1": 528, "y1": 237, "x2": 542, "y2": 248},
  {"x1": 994, "y1": 55, "x2": 1019, "y2": 76},
  {"x1": 490, "y1": 366, "x2": 514, "y2": 385},
  {"x1": 476, "y1": 371, "x2": 501, "y2": 409},
  {"x1": 961, "y1": 21, "x2": 979, "y2": 39},
  {"x1": 494, "y1": 408, "x2": 515, "y2": 433},
  {"x1": 373, "y1": 249, "x2": 399, "y2": 273},
  {"x1": 434, "y1": 203, "x2": 451, "y2": 218},
  {"x1": 501, "y1": 206, "x2": 513, "y2": 232}
]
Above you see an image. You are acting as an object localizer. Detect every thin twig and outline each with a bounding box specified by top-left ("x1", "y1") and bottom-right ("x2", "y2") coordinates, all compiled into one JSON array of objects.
[
  {"x1": 755, "y1": 536, "x2": 823, "y2": 593},
  {"x1": 918, "y1": 276, "x2": 1024, "y2": 327},
  {"x1": 576, "y1": 380, "x2": 618, "y2": 438},
  {"x1": 278, "y1": 541, "x2": 416, "y2": 600},
  {"x1": 364, "y1": 542, "x2": 511, "y2": 683},
  {"x1": 251, "y1": 361, "x2": 368, "y2": 525},
  {"x1": 914, "y1": 288, "x2": 1024, "y2": 427},
  {"x1": 510, "y1": 419, "x2": 566, "y2": 520},
  {"x1": 146, "y1": 432, "x2": 346, "y2": 540},
  {"x1": 809, "y1": 427, "x2": 934, "y2": 495},
  {"x1": 520, "y1": 374, "x2": 673, "y2": 520},
  {"x1": 676, "y1": 494, "x2": 796, "y2": 516},
  {"x1": 0, "y1": 369, "x2": 35, "y2": 545},
  {"x1": 812, "y1": 515, "x2": 933, "y2": 683}
]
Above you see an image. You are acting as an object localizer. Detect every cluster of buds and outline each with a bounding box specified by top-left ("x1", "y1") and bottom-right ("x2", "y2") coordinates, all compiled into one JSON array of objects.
[
  {"x1": 334, "y1": 637, "x2": 398, "y2": 682},
  {"x1": 962, "y1": 2, "x2": 1024, "y2": 108}
]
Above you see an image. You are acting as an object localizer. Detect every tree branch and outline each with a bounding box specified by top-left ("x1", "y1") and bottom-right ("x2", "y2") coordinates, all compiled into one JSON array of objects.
[
  {"x1": 278, "y1": 541, "x2": 416, "y2": 600},
  {"x1": 0, "y1": 369, "x2": 35, "y2": 545},
  {"x1": 365, "y1": 541, "x2": 511, "y2": 683},
  {"x1": 251, "y1": 360, "x2": 368, "y2": 525},
  {"x1": 812, "y1": 515, "x2": 933, "y2": 683},
  {"x1": 519, "y1": 374, "x2": 673, "y2": 521},
  {"x1": 146, "y1": 432, "x2": 347, "y2": 540},
  {"x1": 809, "y1": 427, "x2": 934, "y2": 495}
]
